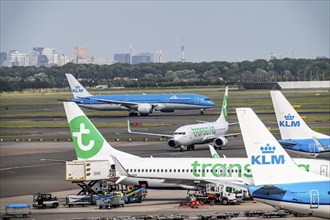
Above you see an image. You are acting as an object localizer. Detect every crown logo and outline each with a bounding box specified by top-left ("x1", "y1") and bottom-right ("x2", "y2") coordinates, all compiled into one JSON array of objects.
[
  {"x1": 260, "y1": 144, "x2": 276, "y2": 154},
  {"x1": 75, "y1": 86, "x2": 81, "y2": 89},
  {"x1": 284, "y1": 114, "x2": 294, "y2": 120}
]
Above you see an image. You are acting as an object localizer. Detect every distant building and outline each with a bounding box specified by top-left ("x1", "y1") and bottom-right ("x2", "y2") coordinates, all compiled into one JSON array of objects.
[
  {"x1": 0, "y1": 52, "x2": 7, "y2": 67},
  {"x1": 132, "y1": 53, "x2": 154, "y2": 64},
  {"x1": 73, "y1": 46, "x2": 91, "y2": 64},
  {"x1": 114, "y1": 53, "x2": 131, "y2": 64},
  {"x1": 11, "y1": 51, "x2": 29, "y2": 66}
]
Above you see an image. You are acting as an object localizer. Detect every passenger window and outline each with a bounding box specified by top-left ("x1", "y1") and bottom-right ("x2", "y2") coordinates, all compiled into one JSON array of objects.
[{"x1": 169, "y1": 169, "x2": 172, "y2": 172}]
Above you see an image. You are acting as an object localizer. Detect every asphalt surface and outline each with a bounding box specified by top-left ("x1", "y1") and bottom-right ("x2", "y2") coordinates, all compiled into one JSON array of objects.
[{"x1": 0, "y1": 141, "x2": 324, "y2": 220}]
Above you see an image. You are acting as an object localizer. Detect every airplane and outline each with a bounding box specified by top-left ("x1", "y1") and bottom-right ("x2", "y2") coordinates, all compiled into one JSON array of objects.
[
  {"x1": 63, "y1": 102, "x2": 330, "y2": 192},
  {"x1": 127, "y1": 87, "x2": 240, "y2": 152},
  {"x1": 236, "y1": 108, "x2": 330, "y2": 219},
  {"x1": 65, "y1": 73, "x2": 215, "y2": 116},
  {"x1": 270, "y1": 91, "x2": 330, "y2": 158}
]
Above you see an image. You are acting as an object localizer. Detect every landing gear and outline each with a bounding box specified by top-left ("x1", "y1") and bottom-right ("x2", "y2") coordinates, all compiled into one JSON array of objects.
[
  {"x1": 200, "y1": 110, "x2": 204, "y2": 115},
  {"x1": 129, "y1": 112, "x2": 139, "y2": 117},
  {"x1": 214, "y1": 146, "x2": 222, "y2": 150},
  {"x1": 187, "y1": 145, "x2": 195, "y2": 151},
  {"x1": 140, "y1": 113, "x2": 149, "y2": 116},
  {"x1": 180, "y1": 145, "x2": 195, "y2": 152}
]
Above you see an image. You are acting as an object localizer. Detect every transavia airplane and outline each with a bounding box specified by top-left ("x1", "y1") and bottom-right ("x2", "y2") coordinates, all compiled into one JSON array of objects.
[
  {"x1": 270, "y1": 91, "x2": 330, "y2": 158},
  {"x1": 63, "y1": 102, "x2": 330, "y2": 191},
  {"x1": 65, "y1": 73, "x2": 214, "y2": 116},
  {"x1": 128, "y1": 87, "x2": 240, "y2": 152},
  {"x1": 237, "y1": 108, "x2": 330, "y2": 219}
]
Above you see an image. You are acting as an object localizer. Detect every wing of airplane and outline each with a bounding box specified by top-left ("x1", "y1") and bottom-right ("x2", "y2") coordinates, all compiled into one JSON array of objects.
[
  {"x1": 278, "y1": 140, "x2": 297, "y2": 146},
  {"x1": 127, "y1": 119, "x2": 174, "y2": 138},
  {"x1": 250, "y1": 185, "x2": 286, "y2": 195}
]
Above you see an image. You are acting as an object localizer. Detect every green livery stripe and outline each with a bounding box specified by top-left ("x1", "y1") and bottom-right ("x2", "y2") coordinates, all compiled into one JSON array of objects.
[{"x1": 221, "y1": 95, "x2": 228, "y2": 121}]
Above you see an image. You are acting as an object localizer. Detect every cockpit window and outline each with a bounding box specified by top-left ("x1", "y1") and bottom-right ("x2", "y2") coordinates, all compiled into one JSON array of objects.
[
  {"x1": 205, "y1": 98, "x2": 212, "y2": 101},
  {"x1": 174, "y1": 132, "x2": 186, "y2": 135}
]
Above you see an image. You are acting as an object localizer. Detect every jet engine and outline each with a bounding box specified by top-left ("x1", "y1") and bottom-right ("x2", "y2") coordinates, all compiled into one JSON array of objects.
[
  {"x1": 214, "y1": 136, "x2": 228, "y2": 149},
  {"x1": 137, "y1": 104, "x2": 154, "y2": 116},
  {"x1": 167, "y1": 139, "x2": 179, "y2": 148}
]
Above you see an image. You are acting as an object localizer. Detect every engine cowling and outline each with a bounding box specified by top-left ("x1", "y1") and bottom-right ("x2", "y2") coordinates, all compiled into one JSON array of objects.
[
  {"x1": 214, "y1": 136, "x2": 228, "y2": 147},
  {"x1": 137, "y1": 104, "x2": 154, "y2": 115},
  {"x1": 167, "y1": 139, "x2": 179, "y2": 148}
]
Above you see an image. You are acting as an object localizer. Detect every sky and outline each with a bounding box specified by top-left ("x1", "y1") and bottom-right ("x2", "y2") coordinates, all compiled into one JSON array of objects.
[{"x1": 1, "y1": 1, "x2": 329, "y2": 62}]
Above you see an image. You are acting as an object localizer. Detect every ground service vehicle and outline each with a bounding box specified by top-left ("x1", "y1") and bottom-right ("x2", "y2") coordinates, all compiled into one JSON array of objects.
[
  {"x1": 32, "y1": 193, "x2": 59, "y2": 209},
  {"x1": 187, "y1": 184, "x2": 243, "y2": 205},
  {"x1": 96, "y1": 194, "x2": 125, "y2": 209},
  {"x1": 2, "y1": 204, "x2": 31, "y2": 219},
  {"x1": 65, "y1": 195, "x2": 93, "y2": 207}
]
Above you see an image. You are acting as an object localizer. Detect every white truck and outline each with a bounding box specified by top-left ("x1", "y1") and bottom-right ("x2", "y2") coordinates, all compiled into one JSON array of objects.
[{"x1": 206, "y1": 183, "x2": 243, "y2": 205}]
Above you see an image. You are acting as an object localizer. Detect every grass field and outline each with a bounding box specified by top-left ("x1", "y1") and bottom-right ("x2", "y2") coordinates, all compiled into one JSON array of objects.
[{"x1": 0, "y1": 87, "x2": 329, "y2": 137}]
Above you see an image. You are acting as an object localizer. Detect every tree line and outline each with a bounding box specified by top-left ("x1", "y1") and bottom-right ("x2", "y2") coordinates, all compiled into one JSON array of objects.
[{"x1": 0, "y1": 58, "x2": 329, "y2": 91}]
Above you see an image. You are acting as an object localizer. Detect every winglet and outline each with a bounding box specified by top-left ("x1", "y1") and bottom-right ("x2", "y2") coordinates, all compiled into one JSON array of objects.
[
  {"x1": 313, "y1": 136, "x2": 326, "y2": 152},
  {"x1": 65, "y1": 73, "x2": 92, "y2": 98},
  {"x1": 236, "y1": 108, "x2": 328, "y2": 185},
  {"x1": 216, "y1": 87, "x2": 229, "y2": 124},
  {"x1": 127, "y1": 119, "x2": 132, "y2": 133},
  {"x1": 208, "y1": 145, "x2": 220, "y2": 158}
]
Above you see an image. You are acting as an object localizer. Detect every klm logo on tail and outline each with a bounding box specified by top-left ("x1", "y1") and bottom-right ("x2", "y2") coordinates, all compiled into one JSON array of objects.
[
  {"x1": 279, "y1": 114, "x2": 300, "y2": 127},
  {"x1": 69, "y1": 116, "x2": 104, "y2": 159},
  {"x1": 251, "y1": 143, "x2": 285, "y2": 165},
  {"x1": 72, "y1": 85, "x2": 84, "y2": 93}
]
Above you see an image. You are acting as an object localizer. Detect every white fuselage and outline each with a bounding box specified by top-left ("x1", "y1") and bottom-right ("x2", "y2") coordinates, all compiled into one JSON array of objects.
[
  {"x1": 115, "y1": 157, "x2": 329, "y2": 189},
  {"x1": 173, "y1": 121, "x2": 228, "y2": 146}
]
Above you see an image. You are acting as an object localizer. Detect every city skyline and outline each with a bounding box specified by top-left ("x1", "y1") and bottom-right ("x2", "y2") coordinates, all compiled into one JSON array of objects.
[{"x1": 1, "y1": 1, "x2": 329, "y2": 62}]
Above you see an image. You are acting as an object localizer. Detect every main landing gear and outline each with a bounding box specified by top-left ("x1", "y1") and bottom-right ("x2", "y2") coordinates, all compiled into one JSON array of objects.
[
  {"x1": 214, "y1": 146, "x2": 222, "y2": 150},
  {"x1": 179, "y1": 145, "x2": 195, "y2": 152}
]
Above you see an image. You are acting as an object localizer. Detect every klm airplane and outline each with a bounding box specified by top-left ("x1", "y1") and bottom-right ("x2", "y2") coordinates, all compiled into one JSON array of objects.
[
  {"x1": 66, "y1": 74, "x2": 214, "y2": 116},
  {"x1": 237, "y1": 108, "x2": 330, "y2": 219},
  {"x1": 270, "y1": 91, "x2": 330, "y2": 158}
]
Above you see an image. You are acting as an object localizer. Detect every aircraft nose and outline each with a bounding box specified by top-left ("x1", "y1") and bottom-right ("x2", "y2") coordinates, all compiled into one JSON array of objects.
[{"x1": 174, "y1": 135, "x2": 188, "y2": 145}]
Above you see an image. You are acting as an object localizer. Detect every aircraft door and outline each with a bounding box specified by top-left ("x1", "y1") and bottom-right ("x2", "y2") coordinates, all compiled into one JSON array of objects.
[
  {"x1": 188, "y1": 129, "x2": 193, "y2": 140},
  {"x1": 310, "y1": 190, "x2": 319, "y2": 209},
  {"x1": 194, "y1": 97, "x2": 200, "y2": 104},
  {"x1": 320, "y1": 165, "x2": 328, "y2": 177}
]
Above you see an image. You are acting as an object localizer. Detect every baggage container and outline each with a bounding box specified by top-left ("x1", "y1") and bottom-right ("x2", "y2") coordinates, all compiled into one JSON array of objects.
[
  {"x1": 5, "y1": 204, "x2": 31, "y2": 218},
  {"x1": 66, "y1": 160, "x2": 110, "y2": 181}
]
